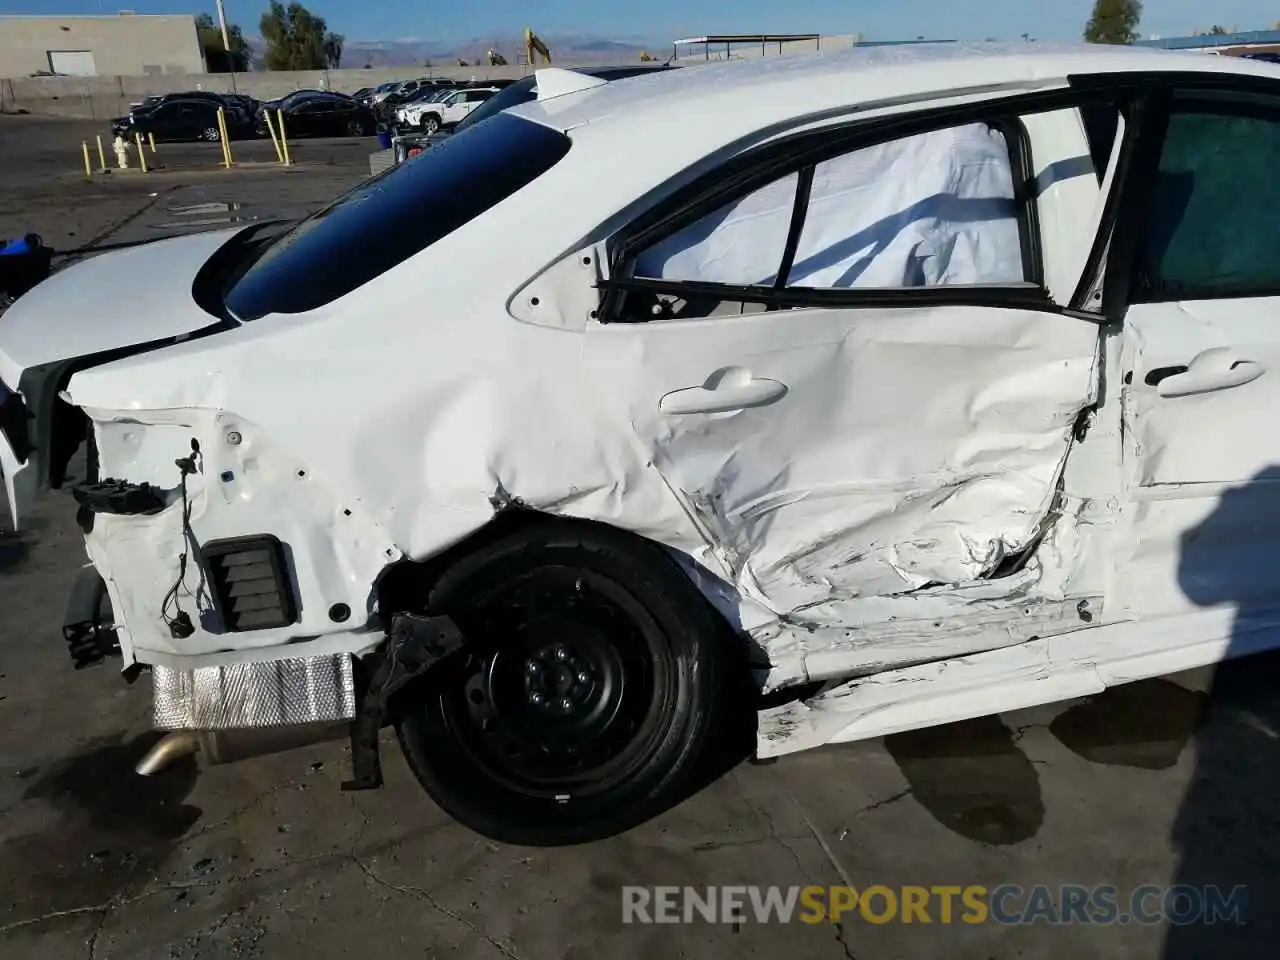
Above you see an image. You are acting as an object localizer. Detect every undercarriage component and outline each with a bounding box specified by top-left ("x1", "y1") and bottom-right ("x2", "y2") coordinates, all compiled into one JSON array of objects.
[
  {"x1": 63, "y1": 565, "x2": 119, "y2": 669},
  {"x1": 341, "y1": 612, "x2": 466, "y2": 791},
  {"x1": 152, "y1": 652, "x2": 357, "y2": 729},
  {"x1": 136, "y1": 722, "x2": 352, "y2": 776},
  {"x1": 135, "y1": 730, "x2": 200, "y2": 775}
]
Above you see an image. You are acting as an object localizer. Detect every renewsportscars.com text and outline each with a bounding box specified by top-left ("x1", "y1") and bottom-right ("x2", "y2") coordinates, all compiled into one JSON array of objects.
[{"x1": 621, "y1": 884, "x2": 1248, "y2": 926}]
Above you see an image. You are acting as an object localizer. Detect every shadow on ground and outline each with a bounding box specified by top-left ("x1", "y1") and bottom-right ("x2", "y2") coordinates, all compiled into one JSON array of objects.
[{"x1": 1, "y1": 731, "x2": 202, "y2": 923}]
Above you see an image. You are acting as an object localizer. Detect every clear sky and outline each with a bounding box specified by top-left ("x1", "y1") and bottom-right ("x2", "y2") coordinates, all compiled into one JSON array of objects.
[{"x1": 1, "y1": 1, "x2": 1276, "y2": 45}]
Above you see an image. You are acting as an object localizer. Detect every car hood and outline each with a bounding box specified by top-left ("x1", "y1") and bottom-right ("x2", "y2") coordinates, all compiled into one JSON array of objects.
[{"x1": 0, "y1": 228, "x2": 237, "y2": 388}]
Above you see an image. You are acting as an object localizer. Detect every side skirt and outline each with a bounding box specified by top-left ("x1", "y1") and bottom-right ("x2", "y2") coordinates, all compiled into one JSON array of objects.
[{"x1": 757, "y1": 603, "x2": 1280, "y2": 757}]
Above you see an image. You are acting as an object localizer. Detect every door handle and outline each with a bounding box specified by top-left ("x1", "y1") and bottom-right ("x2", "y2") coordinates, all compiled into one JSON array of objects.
[
  {"x1": 659, "y1": 367, "x2": 788, "y2": 415},
  {"x1": 1147, "y1": 346, "x2": 1266, "y2": 399}
]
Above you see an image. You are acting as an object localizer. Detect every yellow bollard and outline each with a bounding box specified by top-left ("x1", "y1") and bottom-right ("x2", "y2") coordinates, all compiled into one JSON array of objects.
[
  {"x1": 216, "y1": 107, "x2": 233, "y2": 168},
  {"x1": 149, "y1": 131, "x2": 156, "y2": 153},
  {"x1": 95, "y1": 134, "x2": 106, "y2": 171},
  {"x1": 264, "y1": 109, "x2": 284, "y2": 164},
  {"x1": 82, "y1": 141, "x2": 92, "y2": 178},
  {"x1": 135, "y1": 132, "x2": 148, "y2": 173},
  {"x1": 278, "y1": 110, "x2": 292, "y2": 167}
]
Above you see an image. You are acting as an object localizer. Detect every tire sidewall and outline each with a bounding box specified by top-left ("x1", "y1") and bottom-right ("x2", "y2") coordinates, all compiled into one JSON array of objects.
[{"x1": 395, "y1": 523, "x2": 726, "y2": 846}]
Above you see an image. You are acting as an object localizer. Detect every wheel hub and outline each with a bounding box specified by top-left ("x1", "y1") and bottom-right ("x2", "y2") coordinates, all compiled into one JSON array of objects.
[{"x1": 524, "y1": 643, "x2": 597, "y2": 716}]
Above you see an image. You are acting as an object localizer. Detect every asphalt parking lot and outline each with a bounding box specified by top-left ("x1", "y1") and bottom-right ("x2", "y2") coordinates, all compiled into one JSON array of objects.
[{"x1": 2, "y1": 114, "x2": 1279, "y2": 960}]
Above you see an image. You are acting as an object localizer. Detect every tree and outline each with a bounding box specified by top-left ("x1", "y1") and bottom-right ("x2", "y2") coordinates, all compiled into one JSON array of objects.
[
  {"x1": 323, "y1": 32, "x2": 345, "y2": 68},
  {"x1": 1084, "y1": 0, "x2": 1143, "y2": 44},
  {"x1": 260, "y1": 1, "x2": 344, "y2": 71},
  {"x1": 1209, "y1": 25, "x2": 1228, "y2": 35},
  {"x1": 195, "y1": 11, "x2": 250, "y2": 72}
]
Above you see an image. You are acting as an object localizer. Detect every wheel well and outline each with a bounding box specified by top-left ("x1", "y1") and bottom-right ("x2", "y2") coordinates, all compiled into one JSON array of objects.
[
  {"x1": 376, "y1": 510, "x2": 741, "y2": 642},
  {"x1": 377, "y1": 510, "x2": 633, "y2": 620}
]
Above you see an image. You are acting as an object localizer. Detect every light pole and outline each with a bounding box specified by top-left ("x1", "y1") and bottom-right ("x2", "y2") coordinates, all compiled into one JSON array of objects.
[{"x1": 216, "y1": 0, "x2": 239, "y2": 93}]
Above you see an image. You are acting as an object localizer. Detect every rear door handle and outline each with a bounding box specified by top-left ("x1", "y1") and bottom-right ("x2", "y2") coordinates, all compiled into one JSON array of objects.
[
  {"x1": 659, "y1": 367, "x2": 788, "y2": 415},
  {"x1": 1146, "y1": 347, "x2": 1266, "y2": 399}
]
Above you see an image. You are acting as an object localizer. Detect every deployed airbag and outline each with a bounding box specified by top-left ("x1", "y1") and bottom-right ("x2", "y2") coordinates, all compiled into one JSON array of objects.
[{"x1": 633, "y1": 123, "x2": 1025, "y2": 290}]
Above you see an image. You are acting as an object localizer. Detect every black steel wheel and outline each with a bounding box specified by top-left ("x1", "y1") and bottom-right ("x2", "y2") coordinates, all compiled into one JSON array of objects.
[{"x1": 395, "y1": 521, "x2": 733, "y2": 846}]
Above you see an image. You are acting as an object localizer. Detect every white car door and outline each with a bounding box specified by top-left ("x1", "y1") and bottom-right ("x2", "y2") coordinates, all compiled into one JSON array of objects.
[
  {"x1": 1099, "y1": 83, "x2": 1280, "y2": 619},
  {"x1": 584, "y1": 107, "x2": 1105, "y2": 618}
]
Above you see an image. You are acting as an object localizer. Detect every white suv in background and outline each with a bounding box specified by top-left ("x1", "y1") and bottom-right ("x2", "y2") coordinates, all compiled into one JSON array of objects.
[{"x1": 399, "y1": 87, "x2": 499, "y2": 133}]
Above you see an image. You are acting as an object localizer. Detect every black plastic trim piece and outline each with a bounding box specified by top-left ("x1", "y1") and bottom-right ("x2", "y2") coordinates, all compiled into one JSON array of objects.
[
  {"x1": 202, "y1": 534, "x2": 299, "y2": 632},
  {"x1": 598, "y1": 275, "x2": 1057, "y2": 315},
  {"x1": 342, "y1": 612, "x2": 466, "y2": 791},
  {"x1": 774, "y1": 164, "x2": 814, "y2": 291},
  {"x1": 1066, "y1": 90, "x2": 1160, "y2": 316},
  {"x1": 70, "y1": 478, "x2": 167, "y2": 517}
]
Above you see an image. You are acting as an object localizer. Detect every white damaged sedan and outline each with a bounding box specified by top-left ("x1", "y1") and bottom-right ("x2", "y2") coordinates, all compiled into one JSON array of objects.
[{"x1": 3, "y1": 45, "x2": 1280, "y2": 845}]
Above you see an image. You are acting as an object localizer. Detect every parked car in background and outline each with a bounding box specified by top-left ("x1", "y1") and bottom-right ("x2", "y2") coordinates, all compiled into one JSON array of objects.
[
  {"x1": 391, "y1": 87, "x2": 451, "y2": 125},
  {"x1": 112, "y1": 97, "x2": 253, "y2": 142},
  {"x1": 258, "y1": 92, "x2": 376, "y2": 138},
  {"x1": 127, "y1": 90, "x2": 253, "y2": 124},
  {"x1": 367, "y1": 81, "x2": 407, "y2": 108},
  {"x1": 397, "y1": 87, "x2": 500, "y2": 133},
  {"x1": 392, "y1": 64, "x2": 677, "y2": 153}
]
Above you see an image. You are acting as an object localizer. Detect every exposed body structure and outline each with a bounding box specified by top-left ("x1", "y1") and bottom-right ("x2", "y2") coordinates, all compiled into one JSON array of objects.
[{"x1": 2, "y1": 45, "x2": 1279, "y2": 844}]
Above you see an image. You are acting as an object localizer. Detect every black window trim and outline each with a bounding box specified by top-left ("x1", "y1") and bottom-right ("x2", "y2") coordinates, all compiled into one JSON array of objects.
[
  {"x1": 1068, "y1": 69, "x2": 1280, "y2": 317},
  {"x1": 599, "y1": 72, "x2": 1280, "y2": 325},
  {"x1": 596, "y1": 85, "x2": 1104, "y2": 324}
]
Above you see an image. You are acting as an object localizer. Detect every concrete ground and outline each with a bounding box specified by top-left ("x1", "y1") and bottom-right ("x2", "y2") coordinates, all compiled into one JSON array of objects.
[{"x1": 2, "y1": 116, "x2": 1278, "y2": 960}]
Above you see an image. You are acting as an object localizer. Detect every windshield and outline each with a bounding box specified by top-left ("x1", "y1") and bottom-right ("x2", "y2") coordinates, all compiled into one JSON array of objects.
[{"x1": 223, "y1": 113, "x2": 572, "y2": 321}]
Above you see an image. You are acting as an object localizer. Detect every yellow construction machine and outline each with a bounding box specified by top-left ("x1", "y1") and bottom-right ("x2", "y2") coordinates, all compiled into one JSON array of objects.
[{"x1": 524, "y1": 28, "x2": 552, "y2": 67}]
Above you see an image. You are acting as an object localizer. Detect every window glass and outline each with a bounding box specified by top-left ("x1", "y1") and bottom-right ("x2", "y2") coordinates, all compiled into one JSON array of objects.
[
  {"x1": 1138, "y1": 105, "x2": 1280, "y2": 298},
  {"x1": 223, "y1": 113, "x2": 572, "y2": 321},
  {"x1": 633, "y1": 173, "x2": 799, "y2": 285},
  {"x1": 630, "y1": 122, "x2": 1025, "y2": 291},
  {"x1": 788, "y1": 123, "x2": 1024, "y2": 289}
]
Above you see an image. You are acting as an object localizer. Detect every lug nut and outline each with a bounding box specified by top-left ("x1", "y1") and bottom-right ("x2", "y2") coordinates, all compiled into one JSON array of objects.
[
  {"x1": 530, "y1": 692, "x2": 544, "y2": 705},
  {"x1": 526, "y1": 661, "x2": 540, "y2": 675},
  {"x1": 555, "y1": 646, "x2": 569, "y2": 660},
  {"x1": 577, "y1": 672, "x2": 590, "y2": 684},
  {"x1": 558, "y1": 698, "x2": 572, "y2": 711}
]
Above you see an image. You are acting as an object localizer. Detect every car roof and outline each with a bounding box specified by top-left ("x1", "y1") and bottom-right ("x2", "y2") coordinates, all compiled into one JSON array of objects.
[{"x1": 512, "y1": 42, "x2": 1280, "y2": 135}]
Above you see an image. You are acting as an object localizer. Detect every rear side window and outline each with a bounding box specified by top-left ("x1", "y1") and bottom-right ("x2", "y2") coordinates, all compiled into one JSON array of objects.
[
  {"x1": 1136, "y1": 100, "x2": 1280, "y2": 300},
  {"x1": 224, "y1": 113, "x2": 571, "y2": 321}
]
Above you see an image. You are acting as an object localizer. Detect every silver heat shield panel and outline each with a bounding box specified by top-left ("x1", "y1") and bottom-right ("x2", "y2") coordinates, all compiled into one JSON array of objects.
[{"x1": 152, "y1": 653, "x2": 357, "y2": 730}]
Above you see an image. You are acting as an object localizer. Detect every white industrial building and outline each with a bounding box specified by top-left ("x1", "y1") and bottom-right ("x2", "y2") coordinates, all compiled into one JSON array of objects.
[{"x1": 0, "y1": 12, "x2": 205, "y2": 79}]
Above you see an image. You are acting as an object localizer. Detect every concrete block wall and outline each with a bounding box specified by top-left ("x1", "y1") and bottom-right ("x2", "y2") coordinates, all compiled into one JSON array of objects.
[{"x1": 0, "y1": 65, "x2": 539, "y2": 120}]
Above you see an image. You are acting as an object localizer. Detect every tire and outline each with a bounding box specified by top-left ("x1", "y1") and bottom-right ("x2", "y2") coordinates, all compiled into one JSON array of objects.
[
  {"x1": 394, "y1": 521, "x2": 732, "y2": 846},
  {"x1": 201, "y1": 126, "x2": 220, "y2": 142},
  {"x1": 421, "y1": 114, "x2": 440, "y2": 134}
]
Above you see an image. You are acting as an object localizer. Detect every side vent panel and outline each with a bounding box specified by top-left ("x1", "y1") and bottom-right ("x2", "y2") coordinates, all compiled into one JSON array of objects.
[{"x1": 203, "y1": 535, "x2": 298, "y2": 632}]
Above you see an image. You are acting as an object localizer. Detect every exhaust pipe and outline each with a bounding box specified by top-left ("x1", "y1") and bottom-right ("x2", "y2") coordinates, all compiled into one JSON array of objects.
[
  {"x1": 135, "y1": 730, "x2": 200, "y2": 775},
  {"x1": 136, "y1": 721, "x2": 350, "y2": 776}
]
